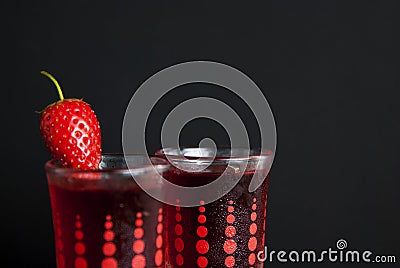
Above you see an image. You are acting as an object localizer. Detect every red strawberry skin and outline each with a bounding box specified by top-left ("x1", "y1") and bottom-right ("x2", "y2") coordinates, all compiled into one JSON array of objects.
[{"x1": 40, "y1": 99, "x2": 102, "y2": 170}]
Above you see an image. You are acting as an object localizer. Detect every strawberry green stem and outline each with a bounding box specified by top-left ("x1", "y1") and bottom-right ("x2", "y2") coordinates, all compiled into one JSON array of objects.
[{"x1": 40, "y1": 71, "x2": 64, "y2": 101}]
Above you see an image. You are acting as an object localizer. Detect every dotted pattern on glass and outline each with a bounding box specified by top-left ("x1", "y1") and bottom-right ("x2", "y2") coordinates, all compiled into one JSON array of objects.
[
  {"x1": 74, "y1": 215, "x2": 87, "y2": 268},
  {"x1": 102, "y1": 215, "x2": 117, "y2": 268}
]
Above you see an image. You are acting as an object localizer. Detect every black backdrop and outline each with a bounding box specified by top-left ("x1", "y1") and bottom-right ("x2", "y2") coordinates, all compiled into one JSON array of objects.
[{"x1": 3, "y1": 1, "x2": 399, "y2": 267}]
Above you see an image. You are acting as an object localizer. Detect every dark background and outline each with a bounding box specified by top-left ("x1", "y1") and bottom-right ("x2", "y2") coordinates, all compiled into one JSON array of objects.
[{"x1": 3, "y1": 0, "x2": 399, "y2": 267}]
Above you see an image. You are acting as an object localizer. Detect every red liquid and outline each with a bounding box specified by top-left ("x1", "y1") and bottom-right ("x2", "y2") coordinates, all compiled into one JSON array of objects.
[
  {"x1": 163, "y1": 169, "x2": 269, "y2": 268},
  {"x1": 48, "y1": 178, "x2": 164, "y2": 268}
]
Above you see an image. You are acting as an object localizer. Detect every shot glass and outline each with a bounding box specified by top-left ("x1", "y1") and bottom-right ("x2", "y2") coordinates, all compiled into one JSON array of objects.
[
  {"x1": 45, "y1": 154, "x2": 169, "y2": 268},
  {"x1": 155, "y1": 148, "x2": 273, "y2": 268}
]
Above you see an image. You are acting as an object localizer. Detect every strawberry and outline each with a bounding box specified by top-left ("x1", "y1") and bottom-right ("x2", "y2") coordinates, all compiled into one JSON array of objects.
[{"x1": 39, "y1": 71, "x2": 102, "y2": 170}]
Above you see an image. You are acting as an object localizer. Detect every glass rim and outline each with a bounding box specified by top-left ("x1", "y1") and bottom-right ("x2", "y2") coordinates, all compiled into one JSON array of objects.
[
  {"x1": 155, "y1": 147, "x2": 274, "y2": 164},
  {"x1": 45, "y1": 153, "x2": 170, "y2": 176}
]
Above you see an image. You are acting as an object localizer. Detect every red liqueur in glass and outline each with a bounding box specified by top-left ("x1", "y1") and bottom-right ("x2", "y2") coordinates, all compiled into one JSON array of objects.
[
  {"x1": 156, "y1": 148, "x2": 272, "y2": 268},
  {"x1": 46, "y1": 155, "x2": 169, "y2": 268}
]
